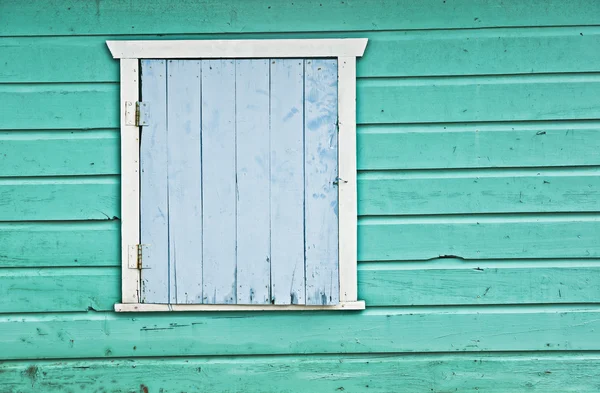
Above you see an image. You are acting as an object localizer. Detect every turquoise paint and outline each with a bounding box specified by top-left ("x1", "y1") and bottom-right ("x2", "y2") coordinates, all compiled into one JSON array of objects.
[
  {"x1": 1, "y1": 0, "x2": 600, "y2": 391},
  {"x1": 3, "y1": 354, "x2": 600, "y2": 393}
]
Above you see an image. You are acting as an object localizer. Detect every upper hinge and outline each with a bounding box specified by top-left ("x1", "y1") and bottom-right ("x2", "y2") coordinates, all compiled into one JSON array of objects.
[{"x1": 125, "y1": 101, "x2": 150, "y2": 127}]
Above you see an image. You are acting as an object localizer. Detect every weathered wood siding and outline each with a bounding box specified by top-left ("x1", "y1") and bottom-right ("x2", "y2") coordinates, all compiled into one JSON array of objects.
[
  {"x1": 1, "y1": 0, "x2": 599, "y2": 391},
  {"x1": 138, "y1": 58, "x2": 339, "y2": 305}
]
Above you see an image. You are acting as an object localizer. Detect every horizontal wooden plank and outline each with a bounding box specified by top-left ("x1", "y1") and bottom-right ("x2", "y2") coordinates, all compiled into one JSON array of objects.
[
  {"x1": 4, "y1": 27, "x2": 600, "y2": 82},
  {"x1": 1, "y1": 308, "x2": 599, "y2": 359},
  {"x1": 358, "y1": 169, "x2": 600, "y2": 215},
  {"x1": 0, "y1": 123, "x2": 596, "y2": 177},
  {"x1": 5, "y1": 76, "x2": 600, "y2": 129},
  {"x1": 3, "y1": 217, "x2": 598, "y2": 267},
  {"x1": 0, "y1": 84, "x2": 118, "y2": 130},
  {"x1": 357, "y1": 121, "x2": 600, "y2": 169},
  {"x1": 357, "y1": 75, "x2": 600, "y2": 124},
  {"x1": 0, "y1": 122, "x2": 596, "y2": 177},
  {"x1": 0, "y1": 130, "x2": 119, "y2": 176},
  {"x1": 358, "y1": 215, "x2": 600, "y2": 261},
  {"x1": 0, "y1": 221, "x2": 119, "y2": 267},
  {"x1": 0, "y1": 123, "x2": 594, "y2": 178},
  {"x1": 2, "y1": 353, "x2": 600, "y2": 393},
  {"x1": 2, "y1": 0, "x2": 598, "y2": 36},
  {"x1": 2, "y1": 263, "x2": 598, "y2": 313},
  {"x1": 0, "y1": 177, "x2": 119, "y2": 221},
  {"x1": 0, "y1": 268, "x2": 118, "y2": 313},
  {"x1": 0, "y1": 36, "x2": 118, "y2": 83},
  {"x1": 362, "y1": 27, "x2": 600, "y2": 77},
  {"x1": 359, "y1": 262, "x2": 600, "y2": 306}
]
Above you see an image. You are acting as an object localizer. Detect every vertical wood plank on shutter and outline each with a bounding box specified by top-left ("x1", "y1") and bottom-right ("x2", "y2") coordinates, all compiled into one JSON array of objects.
[
  {"x1": 140, "y1": 60, "x2": 169, "y2": 303},
  {"x1": 235, "y1": 60, "x2": 271, "y2": 304},
  {"x1": 304, "y1": 59, "x2": 339, "y2": 305},
  {"x1": 166, "y1": 60, "x2": 203, "y2": 304},
  {"x1": 270, "y1": 59, "x2": 306, "y2": 305},
  {"x1": 201, "y1": 60, "x2": 237, "y2": 304}
]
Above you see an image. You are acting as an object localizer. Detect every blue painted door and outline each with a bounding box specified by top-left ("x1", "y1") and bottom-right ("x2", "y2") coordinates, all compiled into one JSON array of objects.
[{"x1": 140, "y1": 59, "x2": 339, "y2": 305}]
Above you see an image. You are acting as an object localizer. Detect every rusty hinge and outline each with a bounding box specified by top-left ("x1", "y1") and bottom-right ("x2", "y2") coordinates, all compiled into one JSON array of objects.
[
  {"x1": 136, "y1": 244, "x2": 143, "y2": 270},
  {"x1": 125, "y1": 101, "x2": 150, "y2": 127},
  {"x1": 128, "y1": 244, "x2": 145, "y2": 270}
]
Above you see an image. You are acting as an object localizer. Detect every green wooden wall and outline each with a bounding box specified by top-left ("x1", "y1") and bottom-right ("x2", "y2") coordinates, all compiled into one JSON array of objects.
[{"x1": 1, "y1": 1, "x2": 600, "y2": 391}]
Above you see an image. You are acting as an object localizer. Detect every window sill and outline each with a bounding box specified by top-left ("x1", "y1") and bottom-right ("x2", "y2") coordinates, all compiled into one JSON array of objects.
[{"x1": 115, "y1": 301, "x2": 365, "y2": 312}]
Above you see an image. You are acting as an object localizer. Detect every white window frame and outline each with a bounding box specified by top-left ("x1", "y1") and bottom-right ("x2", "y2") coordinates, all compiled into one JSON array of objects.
[{"x1": 107, "y1": 39, "x2": 367, "y2": 312}]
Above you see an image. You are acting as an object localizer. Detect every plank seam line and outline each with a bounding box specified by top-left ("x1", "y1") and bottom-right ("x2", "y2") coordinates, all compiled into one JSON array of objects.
[
  {"x1": 357, "y1": 71, "x2": 600, "y2": 81},
  {"x1": 358, "y1": 118, "x2": 600, "y2": 127},
  {"x1": 4, "y1": 24, "x2": 600, "y2": 38},
  {"x1": 358, "y1": 212, "x2": 600, "y2": 222},
  {"x1": 356, "y1": 166, "x2": 600, "y2": 177},
  {"x1": 4, "y1": 350, "x2": 600, "y2": 363},
  {"x1": 357, "y1": 119, "x2": 600, "y2": 128}
]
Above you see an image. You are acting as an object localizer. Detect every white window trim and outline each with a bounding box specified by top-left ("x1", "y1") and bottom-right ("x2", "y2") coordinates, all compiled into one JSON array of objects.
[{"x1": 107, "y1": 38, "x2": 367, "y2": 312}]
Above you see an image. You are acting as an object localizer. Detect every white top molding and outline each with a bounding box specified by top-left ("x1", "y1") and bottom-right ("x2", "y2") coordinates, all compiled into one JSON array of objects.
[{"x1": 106, "y1": 38, "x2": 368, "y2": 59}]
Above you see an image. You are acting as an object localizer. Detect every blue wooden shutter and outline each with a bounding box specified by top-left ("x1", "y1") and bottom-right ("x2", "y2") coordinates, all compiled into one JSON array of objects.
[{"x1": 140, "y1": 58, "x2": 339, "y2": 305}]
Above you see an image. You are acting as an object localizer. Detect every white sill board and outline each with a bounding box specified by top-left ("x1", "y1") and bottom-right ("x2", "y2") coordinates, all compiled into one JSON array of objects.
[{"x1": 115, "y1": 301, "x2": 365, "y2": 312}]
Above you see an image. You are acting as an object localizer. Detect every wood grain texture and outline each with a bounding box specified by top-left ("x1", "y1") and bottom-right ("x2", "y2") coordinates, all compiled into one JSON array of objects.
[
  {"x1": 0, "y1": 221, "x2": 119, "y2": 268},
  {"x1": 6, "y1": 77, "x2": 600, "y2": 130},
  {"x1": 0, "y1": 177, "x2": 118, "y2": 221},
  {"x1": 3, "y1": 217, "x2": 597, "y2": 268},
  {"x1": 4, "y1": 170, "x2": 598, "y2": 223},
  {"x1": 358, "y1": 169, "x2": 600, "y2": 215},
  {"x1": 3, "y1": 353, "x2": 600, "y2": 393},
  {"x1": 358, "y1": 262, "x2": 600, "y2": 306},
  {"x1": 0, "y1": 268, "x2": 119, "y2": 313},
  {"x1": 2, "y1": 0, "x2": 598, "y2": 36},
  {"x1": 358, "y1": 216, "x2": 600, "y2": 261},
  {"x1": 2, "y1": 120, "x2": 597, "y2": 178},
  {"x1": 269, "y1": 59, "x2": 306, "y2": 305},
  {"x1": 357, "y1": 121, "x2": 600, "y2": 170},
  {"x1": 166, "y1": 60, "x2": 203, "y2": 304},
  {"x1": 235, "y1": 59, "x2": 271, "y2": 305},
  {"x1": 304, "y1": 59, "x2": 339, "y2": 305},
  {"x1": 0, "y1": 130, "x2": 119, "y2": 177},
  {"x1": 5, "y1": 27, "x2": 600, "y2": 82},
  {"x1": 140, "y1": 60, "x2": 169, "y2": 304},
  {"x1": 201, "y1": 60, "x2": 237, "y2": 304},
  {"x1": 2, "y1": 263, "x2": 599, "y2": 313},
  {"x1": 360, "y1": 27, "x2": 600, "y2": 77},
  {"x1": 1, "y1": 308, "x2": 600, "y2": 359},
  {"x1": 0, "y1": 84, "x2": 118, "y2": 130},
  {"x1": 357, "y1": 75, "x2": 600, "y2": 124}
]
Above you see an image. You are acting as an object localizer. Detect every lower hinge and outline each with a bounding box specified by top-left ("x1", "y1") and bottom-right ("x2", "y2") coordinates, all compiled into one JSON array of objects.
[
  {"x1": 128, "y1": 244, "x2": 146, "y2": 270},
  {"x1": 136, "y1": 244, "x2": 143, "y2": 270}
]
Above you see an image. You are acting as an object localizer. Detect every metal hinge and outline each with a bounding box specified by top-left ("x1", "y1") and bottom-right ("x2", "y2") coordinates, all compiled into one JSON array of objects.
[
  {"x1": 125, "y1": 101, "x2": 150, "y2": 127},
  {"x1": 128, "y1": 244, "x2": 146, "y2": 270},
  {"x1": 136, "y1": 244, "x2": 143, "y2": 270}
]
